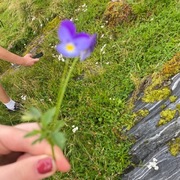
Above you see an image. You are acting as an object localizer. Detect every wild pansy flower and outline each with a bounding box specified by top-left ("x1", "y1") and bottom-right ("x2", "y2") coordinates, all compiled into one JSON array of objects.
[
  {"x1": 56, "y1": 19, "x2": 96, "y2": 61},
  {"x1": 23, "y1": 20, "x2": 97, "y2": 160}
]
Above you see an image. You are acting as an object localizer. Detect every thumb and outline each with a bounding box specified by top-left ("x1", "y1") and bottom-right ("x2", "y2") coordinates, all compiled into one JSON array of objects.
[{"x1": 0, "y1": 155, "x2": 57, "y2": 180}]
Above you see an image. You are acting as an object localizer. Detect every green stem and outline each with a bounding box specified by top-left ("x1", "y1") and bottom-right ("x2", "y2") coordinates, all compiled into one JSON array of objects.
[
  {"x1": 53, "y1": 58, "x2": 78, "y2": 124},
  {"x1": 51, "y1": 145, "x2": 55, "y2": 160}
]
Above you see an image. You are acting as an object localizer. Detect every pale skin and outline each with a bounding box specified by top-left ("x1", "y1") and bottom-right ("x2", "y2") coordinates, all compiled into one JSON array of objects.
[
  {"x1": 0, "y1": 123, "x2": 70, "y2": 180},
  {"x1": 0, "y1": 46, "x2": 39, "y2": 103}
]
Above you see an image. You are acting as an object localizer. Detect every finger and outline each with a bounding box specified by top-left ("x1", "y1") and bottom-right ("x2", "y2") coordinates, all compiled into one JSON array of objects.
[
  {"x1": 14, "y1": 122, "x2": 40, "y2": 131},
  {"x1": 33, "y1": 58, "x2": 40, "y2": 62},
  {"x1": 0, "y1": 155, "x2": 57, "y2": 180},
  {"x1": 0, "y1": 125, "x2": 71, "y2": 172}
]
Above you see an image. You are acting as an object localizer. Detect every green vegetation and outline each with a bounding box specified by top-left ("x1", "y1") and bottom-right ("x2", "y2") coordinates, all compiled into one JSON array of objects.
[
  {"x1": 0, "y1": 0, "x2": 180, "y2": 179},
  {"x1": 157, "y1": 109, "x2": 177, "y2": 126},
  {"x1": 169, "y1": 95, "x2": 177, "y2": 103},
  {"x1": 168, "y1": 137, "x2": 180, "y2": 156}
]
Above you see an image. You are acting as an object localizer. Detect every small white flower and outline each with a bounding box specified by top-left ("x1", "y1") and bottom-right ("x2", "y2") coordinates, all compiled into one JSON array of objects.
[
  {"x1": 106, "y1": 62, "x2": 110, "y2": 65},
  {"x1": 32, "y1": 16, "x2": 36, "y2": 21},
  {"x1": 21, "y1": 95, "x2": 27, "y2": 101},
  {"x1": 101, "y1": 25, "x2": 104, "y2": 28},
  {"x1": 72, "y1": 126, "x2": 78, "y2": 133},
  {"x1": 83, "y1": 8, "x2": 87, "y2": 12},
  {"x1": 147, "y1": 164, "x2": 152, "y2": 170},
  {"x1": 101, "y1": 34, "x2": 105, "y2": 38},
  {"x1": 146, "y1": 158, "x2": 159, "y2": 171},
  {"x1": 82, "y1": 3, "x2": 87, "y2": 7},
  {"x1": 100, "y1": 44, "x2": 107, "y2": 52},
  {"x1": 154, "y1": 166, "x2": 159, "y2": 170}
]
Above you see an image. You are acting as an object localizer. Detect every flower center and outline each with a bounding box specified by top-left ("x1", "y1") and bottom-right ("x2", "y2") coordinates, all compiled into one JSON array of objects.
[{"x1": 66, "y1": 43, "x2": 75, "y2": 52}]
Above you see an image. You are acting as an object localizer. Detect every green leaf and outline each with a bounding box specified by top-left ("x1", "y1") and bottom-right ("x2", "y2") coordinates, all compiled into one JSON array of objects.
[
  {"x1": 21, "y1": 107, "x2": 42, "y2": 121},
  {"x1": 54, "y1": 120, "x2": 65, "y2": 132},
  {"x1": 24, "y1": 130, "x2": 41, "y2": 138},
  {"x1": 51, "y1": 132, "x2": 66, "y2": 149},
  {"x1": 32, "y1": 136, "x2": 45, "y2": 145},
  {"x1": 41, "y1": 107, "x2": 56, "y2": 127}
]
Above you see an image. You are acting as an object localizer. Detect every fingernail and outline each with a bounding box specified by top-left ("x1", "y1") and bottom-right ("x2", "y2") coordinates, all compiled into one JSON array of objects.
[{"x1": 37, "y1": 157, "x2": 53, "y2": 174}]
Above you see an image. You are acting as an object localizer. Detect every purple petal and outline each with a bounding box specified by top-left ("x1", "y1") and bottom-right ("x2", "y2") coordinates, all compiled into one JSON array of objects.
[
  {"x1": 56, "y1": 43, "x2": 80, "y2": 58},
  {"x1": 80, "y1": 34, "x2": 97, "y2": 61},
  {"x1": 80, "y1": 50, "x2": 91, "y2": 61},
  {"x1": 89, "y1": 34, "x2": 97, "y2": 52},
  {"x1": 58, "y1": 20, "x2": 76, "y2": 42},
  {"x1": 73, "y1": 33, "x2": 91, "y2": 51}
]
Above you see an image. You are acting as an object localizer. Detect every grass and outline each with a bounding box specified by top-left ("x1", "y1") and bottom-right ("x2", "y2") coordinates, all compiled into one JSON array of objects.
[{"x1": 0, "y1": 0, "x2": 180, "y2": 179}]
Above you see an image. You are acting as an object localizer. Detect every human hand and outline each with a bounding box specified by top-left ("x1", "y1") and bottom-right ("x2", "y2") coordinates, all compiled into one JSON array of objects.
[
  {"x1": 0, "y1": 123, "x2": 70, "y2": 180},
  {"x1": 22, "y1": 54, "x2": 39, "y2": 66}
]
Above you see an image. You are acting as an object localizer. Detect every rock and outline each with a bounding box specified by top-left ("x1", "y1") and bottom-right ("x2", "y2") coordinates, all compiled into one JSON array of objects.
[
  {"x1": 122, "y1": 145, "x2": 180, "y2": 180},
  {"x1": 121, "y1": 73, "x2": 180, "y2": 179}
]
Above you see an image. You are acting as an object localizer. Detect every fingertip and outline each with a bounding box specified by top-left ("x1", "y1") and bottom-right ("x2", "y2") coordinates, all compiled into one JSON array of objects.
[
  {"x1": 56, "y1": 158, "x2": 71, "y2": 172},
  {"x1": 35, "y1": 58, "x2": 40, "y2": 61},
  {"x1": 53, "y1": 147, "x2": 71, "y2": 172}
]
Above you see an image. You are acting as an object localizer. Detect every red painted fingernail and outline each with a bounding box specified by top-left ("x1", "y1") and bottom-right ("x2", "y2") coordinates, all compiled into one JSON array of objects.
[{"x1": 37, "y1": 157, "x2": 53, "y2": 174}]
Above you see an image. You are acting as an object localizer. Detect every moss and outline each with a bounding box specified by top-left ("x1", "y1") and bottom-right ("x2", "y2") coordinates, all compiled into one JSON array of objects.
[
  {"x1": 137, "y1": 54, "x2": 180, "y2": 104},
  {"x1": 168, "y1": 137, "x2": 180, "y2": 156},
  {"x1": 162, "y1": 53, "x2": 180, "y2": 78},
  {"x1": 157, "y1": 109, "x2": 176, "y2": 126},
  {"x1": 160, "y1": 104, "x2": 166, "y2": 110},
  {"x1": 169, "y1": 95, "x2": 177, "y2": 103},
  {"x1": 133, "y1": 109, "x2": 149, "y2": 122},
  {"x1": 103, "y1": 1, "x2": 135, "y2": 27},
  {"x1": 142, "y1": 87, "x2": 171, "y2": 103},
  {"x1": 176, "y1": 104, "x2": 180, "y2": 110},
  {"x1": 42, "y1": 16, "x2": 60, "y2": 34}
]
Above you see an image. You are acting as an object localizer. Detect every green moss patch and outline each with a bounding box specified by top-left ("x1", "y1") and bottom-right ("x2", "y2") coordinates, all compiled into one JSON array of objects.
[
  {"x1": 168, "y1": 137, "x2": 180, "y2": 156},
  {"x1": 157, "y1": 109, "x2": 176, "y2": 126},
  {"x1": 169, "y1": 95, "x2": 178, "y2": 103},
  {"x1": 142, "y1": 87, "x2": 171, "y2": 103}
]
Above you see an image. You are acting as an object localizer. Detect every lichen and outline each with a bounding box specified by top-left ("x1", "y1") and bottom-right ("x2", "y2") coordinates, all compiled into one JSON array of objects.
[
  {"x1": 169, "y1": 95, "x2": 177, "y2": 103},
  {"x1": 168, "y1": 137, "x2": 180, "y2": 156},
  {"x1": 157, "y1": 109, "x2": 176, "y2": 126}
]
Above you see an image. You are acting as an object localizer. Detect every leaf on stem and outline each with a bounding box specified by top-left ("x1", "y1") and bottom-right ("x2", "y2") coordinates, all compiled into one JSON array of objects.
[
  {"x1": 41, "y1": 107, "x2": 56, "y2": 127},
  {"x1": 51, "y1": 132, "x2": 66, "y2": 149},
  {"x1": 24, "y1": 130, "x2": 41, "y2": 138},
  {"x1": 54, "y1": 120, "x2": 65, "y2": 132},
  {"x1": 21, "y1": 107, "x2": 42, "y2": 121}
]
